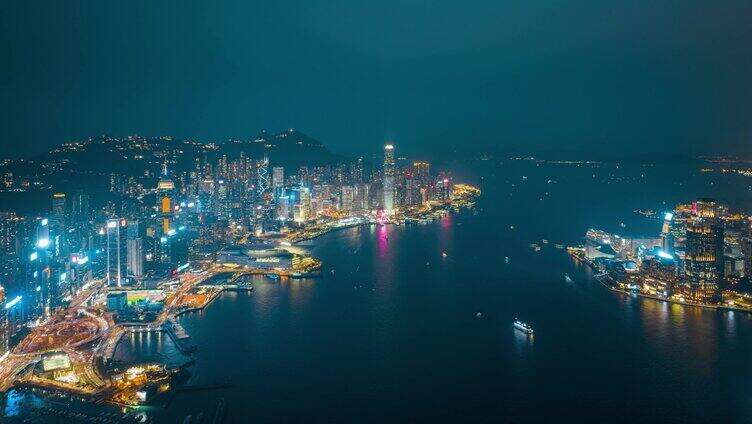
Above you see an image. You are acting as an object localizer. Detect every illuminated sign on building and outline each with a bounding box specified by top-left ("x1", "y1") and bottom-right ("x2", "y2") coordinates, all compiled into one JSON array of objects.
[{"x1": 255, "y1": 257, "x2": 281, "y2": 263}]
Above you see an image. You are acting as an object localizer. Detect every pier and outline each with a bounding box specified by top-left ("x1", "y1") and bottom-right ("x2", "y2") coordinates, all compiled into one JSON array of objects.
[{"x1": 163, "y1": 318, "x2": 197, "y2": 353}]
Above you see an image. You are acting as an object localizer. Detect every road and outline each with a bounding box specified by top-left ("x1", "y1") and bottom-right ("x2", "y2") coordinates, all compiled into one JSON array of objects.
[{"x1": 0, "y1": 267, "x2": 226, "y2": 395}]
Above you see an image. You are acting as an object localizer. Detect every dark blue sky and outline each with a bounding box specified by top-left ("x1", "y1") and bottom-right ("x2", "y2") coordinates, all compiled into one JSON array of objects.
[{"x1": 2, "y1": 1, "x2": 751, "y2": 159}]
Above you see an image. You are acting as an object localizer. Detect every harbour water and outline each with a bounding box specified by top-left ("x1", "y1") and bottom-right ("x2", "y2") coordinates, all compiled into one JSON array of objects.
[{"x1": 6, "y1": 158, "x2": 752, "y2": 422}]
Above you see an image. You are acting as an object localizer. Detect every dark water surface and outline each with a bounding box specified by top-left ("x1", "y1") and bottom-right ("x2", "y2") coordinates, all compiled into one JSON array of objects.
[{"x1": 8, "y1": 159, "x2": 752, "y2": 423}]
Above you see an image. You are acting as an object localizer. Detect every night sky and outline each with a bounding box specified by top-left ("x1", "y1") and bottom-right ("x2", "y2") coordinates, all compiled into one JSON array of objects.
[{"x1": 2, "y1": 1, "x2": 752, "y2": 159}]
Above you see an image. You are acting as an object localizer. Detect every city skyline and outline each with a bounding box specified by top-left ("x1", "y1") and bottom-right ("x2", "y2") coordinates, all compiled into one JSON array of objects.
[{"x1": 3, "y1": 2, "x2": 752, "y2": 422}]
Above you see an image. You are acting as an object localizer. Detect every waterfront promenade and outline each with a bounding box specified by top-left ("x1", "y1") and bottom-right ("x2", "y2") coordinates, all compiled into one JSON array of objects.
[{"x1": 568, "y1": 248, "x2": 752, "y2": 314}]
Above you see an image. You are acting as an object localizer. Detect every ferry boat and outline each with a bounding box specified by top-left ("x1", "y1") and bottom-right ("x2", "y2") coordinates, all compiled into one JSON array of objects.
[
  {"x1": 564, "y1": 273, "x2": 573, "y2": 283},
  {"x1": 513, "y1": 319, "x2": 534, "y2": 335}
]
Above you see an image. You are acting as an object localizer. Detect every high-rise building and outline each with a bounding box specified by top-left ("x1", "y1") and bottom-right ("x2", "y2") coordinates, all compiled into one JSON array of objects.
[
  {"x1": 293, "y1": 187, "x2": 312, "y2": 223},
  {"x1": 277, "y1": 195, "x2": 291, "y2": 221},
  {"x1": 70, "y1": 191, "x2": 91, "y2": 226},
  {"x1": 413, "y1": 162, "x2": 430, "y2": 188},
  {"x1": 383, "y1": 144, "x2": 395, "y2": 213},
  {"x1": 106, "y1": 219, "x2": 127, "y2": 287},
  {"x1": 272, "y1": 167, "x2": 285, "y2": 189},
  {"x1": 51, "y1": 193, "x2": 66, "y2": 228},
  {"x1": 742, "y1": 237, "x2": 752, "y2": 279},
  {"x1": 257, "y1": 155, "x2": 270, "y2": 199},
  {"x1": 350, "y1": 157, "x2": 364, "y2": 184},
  {"x1": 0, "y1": 212, "x2": 22, "y2": 256},
  {"x1": 127, "y1": 238, "x2": 144, "y2": 279},
  {"x1": 684, "y1": 200, "x2": 724, "y2": 302},
  {"x1": 353, "y1": 183, "x2": 369, "y2": 212},
  {"x1": 341, "y1": 186, "x2": 354, "y2": 213},
  {"x1": 641, "y1": 251, "x2": 678, "y2": 294},
  {"x1": 298, "y1": 166, "x2": 310, "y2": 186},
  {"x1": 435, "y1": 175, "x2": 452, "y2": 202},
  {"x1": 0, "y1": 284, "x2": 8, "y2": 358}
]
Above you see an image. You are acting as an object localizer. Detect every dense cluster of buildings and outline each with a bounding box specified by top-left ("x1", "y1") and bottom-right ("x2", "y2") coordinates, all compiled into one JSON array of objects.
[
  {"x1": 581, "y1": 198, "x2": 750, "y2": 304},
  {"x1": 0, "y1": 139, "x2": 461, "y2": 358}
]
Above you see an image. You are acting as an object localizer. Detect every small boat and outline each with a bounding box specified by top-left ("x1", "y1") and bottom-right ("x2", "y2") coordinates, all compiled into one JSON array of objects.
[
  {"x1": 442, "y1": 252, "x2": 448, "y2": 258},
  {"x1": 475, "y1": 312, "x2": 482, "y2": 318},
  {"x1": 504, "y1": 256, "x2": 509, "y2": 264},
  {"x1": 564, "y1": 274, "x2": 573, "y2": 283},
  {"x1": 513, "y1": 319, "x2": 534, "y2": 335},
  {"x1": 266, "y1": 274, "x2": 280, "y2": 281}
]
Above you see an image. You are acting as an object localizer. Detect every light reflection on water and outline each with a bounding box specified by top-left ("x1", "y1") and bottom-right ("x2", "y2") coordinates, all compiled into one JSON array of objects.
[{"x1": 13, "y1": 160, "x2": 752, "y2": 422}]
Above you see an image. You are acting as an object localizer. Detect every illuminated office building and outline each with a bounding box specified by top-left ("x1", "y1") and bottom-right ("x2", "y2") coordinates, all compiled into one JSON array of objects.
[
  {"x1": 277, "y1": 195, "x2": 291, "y2": 221},
  {"x1": 106, "y1": 219, "x2": 127, "y2": 287},
  {"x1": 413, "y1": 162, "x2": 430, "y2": 187},
  {"x1": 292, "y1": 187, "x2": 312, "y2": 223},
  {"x1": 350, "y1": 157, "x2": 364, "y2": 184},
  {"x1": 127, "y1": 238, "x2": 144, "y2": 279},
  {"x1": 684, "y1": 200, "x2": 724, "y2": 302},
  {"x1": 126, "y1": 223, "x2": 144, "y2": 279},
  {"x1": 641, "y1": 251, "x2": 678, "y2": 294},
  {"x1": 341, "y1": 186, "x2": 354, "y2": 213},
  {"x1": 51, "y1": 193, "x2": 66, "y2": 228},
  {"x1": 272, "y1": 166, "x2": 284, "y2": 189},
  {"x1": 257, "y1": 155, "x2": 270, "y2": 199},
  {"x1": 383, "y1": 144, "x2": 395, "y2": 213}
]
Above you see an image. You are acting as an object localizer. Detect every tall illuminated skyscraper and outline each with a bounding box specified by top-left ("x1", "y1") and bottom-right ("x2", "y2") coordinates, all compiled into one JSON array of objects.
[
  {"x1": 413, "y1": 162, "x2": 430, "y2": 187},
  {"x1": 685, "y1": 199, "x2": 724, "y2": 302},
  {"x1": 106, "y1": 219, "x2": 127, "y2": 287},
  {"x1": 272, "y1": 166, "x2": 284, "y2": 190},
  {"x1": 383, "y1": 144, "x2": 395, "y2": 213},
  {"x1": 292, "y1": 187, "x2": 312, "y2": 223},
  {"x1": 257, "y1": 155, "x2": 270, "y2": 198},
  {"x1": 350, "y1": 156, "x2": 364, "y2": 184},
  {"x1": 127, "y1": 221, "x2": 144, "y2": 279},
  {"x1": 51, "y1": 193, "x2": 66, "y2": 228}
]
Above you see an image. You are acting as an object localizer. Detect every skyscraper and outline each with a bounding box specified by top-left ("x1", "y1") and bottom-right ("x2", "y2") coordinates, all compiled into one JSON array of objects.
[
  {"x1": 0, "y1": 284, "x2": 8, "y2": 358},
  {"x1": 257, "y1": 155, "x2": 270, "y2": 199},
  {"x1": 70, "y1": 191, "x2": 91, "y2": 227},
  {"x1": 51, "y1": 193, "x2": 66, "y2": 228},
  {"x1": 292, "y1": 187, "x2": 312, "y2": 223},
  {"x1": 341, "y1": 186, "x2": 354, "y2": 213},
  {"x1": 272, "y1": 166, "x2": 284, "y2": 189},
  {"x1": 350, "y1": 157, "x2": 364, "y2": 184},
  {"x1": 383, "y1": 144, "x2": 395, "y2": 213},
  {"x1": 126, "y1": 220, "x2": 144, "y2": 279},
  {"x1": 106, "y1": 219, "x2": 127, "y2": 287},
  {"x1": 127, "y1": 238, "x2": 144, "y2": 279},
  {"x1": 684, "y1": 199, "x2": 724, "y2": 302}
]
